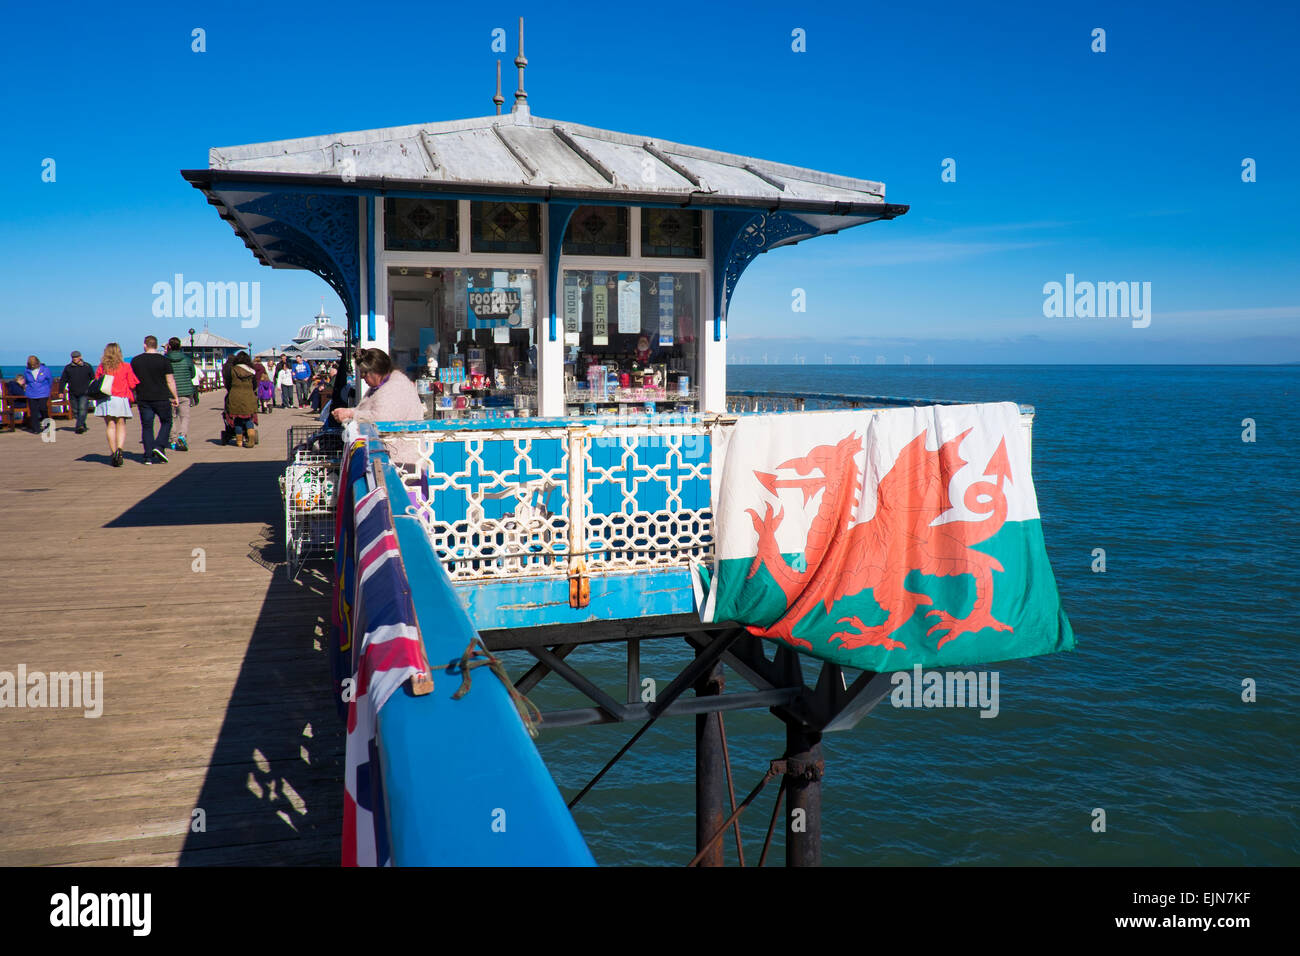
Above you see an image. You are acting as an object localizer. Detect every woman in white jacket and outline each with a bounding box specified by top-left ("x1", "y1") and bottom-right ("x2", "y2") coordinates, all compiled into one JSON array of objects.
[{"x1": 275, "y1": 358, "x2": 295, "y2": 409}]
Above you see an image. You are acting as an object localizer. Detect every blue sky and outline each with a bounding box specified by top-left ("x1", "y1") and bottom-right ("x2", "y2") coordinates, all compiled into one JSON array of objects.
[{"x1": 1, "y1": 0, "x2": 1296, "y2": 365}]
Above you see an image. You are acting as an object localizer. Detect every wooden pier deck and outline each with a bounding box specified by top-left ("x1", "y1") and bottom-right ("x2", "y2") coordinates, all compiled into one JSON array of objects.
[{"x1": 0, "y1": 402, "x2": 344, "y2": 865}]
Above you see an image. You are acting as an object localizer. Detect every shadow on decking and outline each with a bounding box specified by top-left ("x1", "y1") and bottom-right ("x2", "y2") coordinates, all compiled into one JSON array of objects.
[
  {"x1": 167, "y1": 457, "x2": 345, "y2": 865},
  {"x1": 103, "y1": 461, "x2": 288, "y2": 527},
  {"x1": 177, "y1": 564, "x2": 345, "y2": 865}
]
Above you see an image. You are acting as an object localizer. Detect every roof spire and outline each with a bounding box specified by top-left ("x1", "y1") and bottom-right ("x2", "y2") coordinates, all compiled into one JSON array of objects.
[
  {"x1": 493, "y1": 59, "x2": 504, "y2": 115},
  {"x1": 512, "y1": 17, "x2": 528, "y2": 117}
]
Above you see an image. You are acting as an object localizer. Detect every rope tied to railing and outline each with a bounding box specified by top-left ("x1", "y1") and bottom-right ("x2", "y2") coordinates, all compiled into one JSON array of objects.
[{"x1": 449, "y1": 637, "x2": 543, "y2": 738}]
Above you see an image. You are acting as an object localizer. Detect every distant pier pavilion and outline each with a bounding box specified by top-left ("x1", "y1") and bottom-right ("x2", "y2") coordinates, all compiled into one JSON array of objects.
[{"x1": 182, "y1": 327, "x2": 247, "y2": 386}]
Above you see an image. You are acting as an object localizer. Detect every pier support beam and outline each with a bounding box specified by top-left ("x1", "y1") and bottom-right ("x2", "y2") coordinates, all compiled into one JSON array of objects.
[
  {"x1": 783, "y1": 723, "x2": 823, "y2": 867},
  {"x1": 694, "y1": 657, "x2": 727, "y2": 867}
]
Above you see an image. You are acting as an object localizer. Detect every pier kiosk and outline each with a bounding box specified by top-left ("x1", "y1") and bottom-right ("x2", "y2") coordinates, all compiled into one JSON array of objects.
[{"x1": 184, "y1": 25, "x2": 1058, "y2": 866}]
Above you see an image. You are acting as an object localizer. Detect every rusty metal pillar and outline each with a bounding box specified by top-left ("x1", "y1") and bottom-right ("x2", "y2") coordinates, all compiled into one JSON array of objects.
[
  {"x1": 694, "y1": 655, "x2": 726, "y2": 866},
  {"x1": 783, "y1": 723, "x2": 824, "y2": 867}
]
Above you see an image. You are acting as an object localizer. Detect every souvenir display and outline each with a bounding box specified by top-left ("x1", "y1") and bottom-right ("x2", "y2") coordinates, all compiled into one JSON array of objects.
[
  {"x1": 617, "y1": 273, "x2": 641, "y2": 332},
  {"x1": 557, "y1": 269, "x2": 700, "y2": 412},
  {"x1": 657, "y1": 274, "x2": 674, "y2": 347},
  {"x1": 391, "y1": 264, "x2": 540, "y2": 420},
  {"x1": 592, "y1": 280, "x2": 609, "y2": 346}
]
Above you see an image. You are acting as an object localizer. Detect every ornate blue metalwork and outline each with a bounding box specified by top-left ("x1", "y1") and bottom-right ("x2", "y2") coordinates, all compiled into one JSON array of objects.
[
  {"x1": 711, "y1": 210, "x2": 817, "y2": 340},
  {"x1": 366, "y1": 196, "x2": 376, "y2": 342},
  {"x1": 547, "y1": 202, "x2": 579, "y2": 342},
  {"x1": 237, "y1": 192, "x2": 361, "y2": 329}
]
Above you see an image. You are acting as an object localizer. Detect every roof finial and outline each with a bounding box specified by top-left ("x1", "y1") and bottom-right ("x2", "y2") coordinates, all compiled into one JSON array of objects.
[
  {"x1": 512, "y1": 17, "x2": 528, "y2": 116},
  {"x1": 493, "y1": 59, "x2": 504, "y2": 115}
]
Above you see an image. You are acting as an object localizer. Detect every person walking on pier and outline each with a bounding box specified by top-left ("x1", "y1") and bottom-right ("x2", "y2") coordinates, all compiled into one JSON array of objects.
[
  {"x1": 130, "y1": 335, "x2": 180, "y2": 465},
  {"x1": 292, "y1": 356, "x2": 312, "y2": 408},
  {"x1": 276, "y1": 357, "x2": 294, "y2": 409},
  {"x1": 256, "y1": 363, "x2": 275, "y2": 414},
  {"x1": 15, "y1": 356, "x2": 53, "y2": 436},
  {"x1": 93, "y1": 342, "x2": 139, "y2": 467},
  {"x1": 225, "y1": 351, "x2": 259, "y2": 447},
  {"x1": 61, "y1": 351, "x2": 95, "y2": 434},
  {"x1": 166, "y1": 336, "x2": 198, "y2": 452}
]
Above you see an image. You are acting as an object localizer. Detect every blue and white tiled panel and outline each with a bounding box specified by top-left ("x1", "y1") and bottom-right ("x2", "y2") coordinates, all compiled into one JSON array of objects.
[
  {"x1": 409, "y1": 432, "x2": 573, "y2": 579},
  {"x1": 406, "y1": 425, "x2": 714, "y2": 579},
  {"x1": 582, "y1": 427, "x2": 713, "y2": 571}
]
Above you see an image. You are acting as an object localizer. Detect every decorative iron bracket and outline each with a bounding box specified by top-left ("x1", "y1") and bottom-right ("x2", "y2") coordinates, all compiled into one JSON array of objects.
[
  {"x1": 710, "y1": 210, "x2": 818, "y2": 341},
  {"x1": 236, "y1": 191, "x2": 361, "y2": 329}
]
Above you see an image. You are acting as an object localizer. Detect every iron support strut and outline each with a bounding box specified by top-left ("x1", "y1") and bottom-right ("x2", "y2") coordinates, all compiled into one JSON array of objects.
[
  {"x1": 783, "y1": 723, "x2": 824, "y2": 867},
  {"x1": 694, "y1": 655, "x2": 726, "y2": 867}
]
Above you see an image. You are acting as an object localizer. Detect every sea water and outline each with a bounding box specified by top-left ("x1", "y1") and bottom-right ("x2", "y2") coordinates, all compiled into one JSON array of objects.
[{"x1": 504, "y1": 365, "x2": 1300, "y2": 865}]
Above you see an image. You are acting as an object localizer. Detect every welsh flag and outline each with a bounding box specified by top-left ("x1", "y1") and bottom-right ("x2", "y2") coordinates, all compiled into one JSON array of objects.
[{"x1": 693, "y1": 402, "x2": 1074, "y2": 670}]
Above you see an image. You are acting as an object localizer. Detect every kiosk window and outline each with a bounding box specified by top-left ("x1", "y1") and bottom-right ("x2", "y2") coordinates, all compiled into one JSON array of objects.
[
  {"x1": 384, "y1": 198, "x2": 458, "y2": 252},
  {"x1": 561, "y1": 269, "x2": 699, "y2": 411},
  {"x1": 562, "y1": 206, "x2": 629, "y2": 257},
  {"x1": 471, "y1": 202, "x2": 541, "y2": 254},
  {"x1": 641, "y1": 208, "x2": 702, "y2": 258},
  {"x1": 388, "y1": 266, "x2": 539, "y2": 418}
]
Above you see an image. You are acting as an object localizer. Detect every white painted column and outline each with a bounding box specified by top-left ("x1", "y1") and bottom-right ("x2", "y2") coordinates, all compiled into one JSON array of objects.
[
  {"x1": 371, "y1": 271, "x2": 390, "y2": 355},
  {"x1": 537, "y1": 207, "x2": 564, "y2": 417},
  {"x1": 364, "y1": 198, "x2": 390, "y2": 355},
  {"x1": 537, "y1": 270, "x2": 564, "y2": 416},
  {"x1": 700, "y1": 213, "x2": 726, "y2": 413},
  {"x1": 701, "y1": 312, "x2": 727, "y2": 413}
]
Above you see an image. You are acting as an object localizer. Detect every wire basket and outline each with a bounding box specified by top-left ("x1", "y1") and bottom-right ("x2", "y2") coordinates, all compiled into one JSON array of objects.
[
  {"x1": 282, "y1": 425, "x2": 344, "y2": 579},
  {"x1": 287, "y1": 424, "x2": 345, "y2": 463}
]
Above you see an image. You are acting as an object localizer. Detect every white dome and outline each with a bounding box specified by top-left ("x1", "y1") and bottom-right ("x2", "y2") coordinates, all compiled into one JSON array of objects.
[{"x1": 295, "y1": 307, "x2": 346, "y2": 344}]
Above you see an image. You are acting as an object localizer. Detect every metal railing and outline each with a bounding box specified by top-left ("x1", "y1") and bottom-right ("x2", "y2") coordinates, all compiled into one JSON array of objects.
[{"x1": 388, "y1": 415, "x2": 712, "y2": 580}]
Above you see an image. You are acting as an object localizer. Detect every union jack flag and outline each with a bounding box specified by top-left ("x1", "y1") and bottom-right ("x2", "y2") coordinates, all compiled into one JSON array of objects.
[{"x1": 331, "y1": 442, "x2": 431, "y2": 866}]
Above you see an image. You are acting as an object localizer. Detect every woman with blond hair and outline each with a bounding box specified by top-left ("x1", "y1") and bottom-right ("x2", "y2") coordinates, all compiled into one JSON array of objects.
[{"x1": 93, "y1": 342, "x2": 139, "y2": 467}]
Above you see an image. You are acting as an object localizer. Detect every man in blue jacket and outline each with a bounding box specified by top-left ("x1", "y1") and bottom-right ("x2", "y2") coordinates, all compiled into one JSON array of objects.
[
  {"x1": 16, "y1": 355, "x2": 53, "y2": 435},
  {"x1": 292, "y1": 357, "x2": 312, "y2": 408}
]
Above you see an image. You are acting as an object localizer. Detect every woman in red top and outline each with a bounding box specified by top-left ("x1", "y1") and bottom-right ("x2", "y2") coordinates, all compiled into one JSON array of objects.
[{"x1": 94, "y1": 342, "x2": 140, "y2": 467}]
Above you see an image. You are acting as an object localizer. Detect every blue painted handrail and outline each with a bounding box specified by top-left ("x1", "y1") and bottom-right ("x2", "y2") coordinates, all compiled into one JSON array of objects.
[{"x1": 369, "y1": 452, "x2": 595, "y2": 866}]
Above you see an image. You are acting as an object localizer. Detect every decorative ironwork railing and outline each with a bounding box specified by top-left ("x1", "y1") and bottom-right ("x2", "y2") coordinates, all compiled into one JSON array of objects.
[{"x1": 384, "y1": 416, "x2": 712, "y2": 580}]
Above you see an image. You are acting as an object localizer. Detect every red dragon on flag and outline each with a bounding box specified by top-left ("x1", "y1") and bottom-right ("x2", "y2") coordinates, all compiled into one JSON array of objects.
[
  {"x1": 744, "y1": 427, "x2": 1015, "y2": 653},
  {"x1": 696, "y1": 403, "x2": 1073, "y2": 670}
]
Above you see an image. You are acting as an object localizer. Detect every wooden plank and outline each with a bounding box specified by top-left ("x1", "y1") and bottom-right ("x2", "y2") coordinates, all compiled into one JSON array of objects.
[{"x1": 0, "y1": 407, "x2": 344, "y2": 865}]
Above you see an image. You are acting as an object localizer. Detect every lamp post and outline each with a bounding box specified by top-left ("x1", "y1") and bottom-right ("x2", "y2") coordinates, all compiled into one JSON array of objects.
[{"x1": 188, "y1": 328, "x2": 196, "y2": 389}]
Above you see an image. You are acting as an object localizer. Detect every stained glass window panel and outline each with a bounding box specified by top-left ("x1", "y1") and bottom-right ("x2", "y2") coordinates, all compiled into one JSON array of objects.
[
  {"x1": 562, "y1": 205, "x2": 629, "y2": 256},
  {"x1": 471, "y1": 201, "x2": 541, "y2": 254},
  {"x1": 641, "y1": 208, "x2": 703, "y2": 258},
  {"x1": 384, "y1": 198, "x2": 458, "y2": 252}
]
